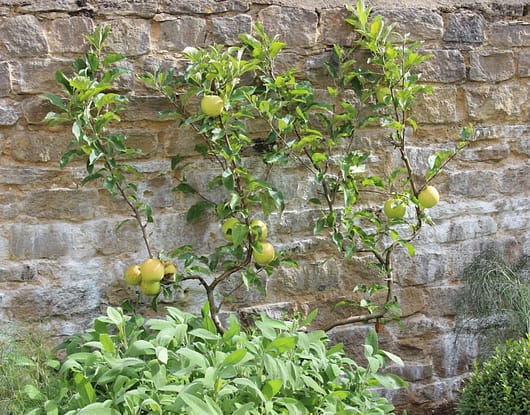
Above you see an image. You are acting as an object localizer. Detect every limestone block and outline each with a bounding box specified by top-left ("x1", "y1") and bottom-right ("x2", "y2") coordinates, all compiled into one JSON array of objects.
[
  {"x1": 499, "y1": 165, "x2": 530, "y2": 195},
  {"x1": 21, "y1": 96, "x2": 55, "y2": 125},
  {"x1": 10, "y1": 131, "x2": 70, "y2": 163},
  {"x1": 0, "y1": 262, "x2": 37, "y2": 282},
  {"x1": 465, "y1": 83, "x2": 528, "y2": 122},
  {"x1": 84, "y1": 218, "x2": 145, "y2": 257},
  {"x1": 23, "y1": 188, "x2": 99, "y2": 221},
  {"x1": 0, "y1": 61, "x2": 10, "y2": 96},
  {"x1": 162, "y1": 125, "x2": 203, "y2": 158},
  {"x1": 319, "y1": 8, "x2": 357, "y2": 46},
  {"x1": 425, "y1": 285, "x2": 462, "y2": 317},
  {"x1": 433, "y1": 216, "x2": 497, "y2": 244},
  {"x1": 469, "y1": 50, "x2": 515, "y2": 82},
  {"x1": 443, "y1": 11, "x2": 484, "y2": 43},
  {"x1": 432, "y1": 332, "x2": 479, "y2": 377},
  {"x1": 121, "y1": 96, "x2": 173, "y2": 121},
  {"x1": 0, "y1": 15, "x2": 48, "y2": 58},
  {"x1": 258, "y1": 6, "x2": 318, "y2": 48},
  {"x1": 419, "y1": 50, "x2": 466, "y2": 83},
  {"x1": 12, "y1": 59, "x2": 71, "y2": 94},
  {"x1": 158, "y1": 0, "x2": 250, "y2": 14},
  {"x1": 487, "y1": 22, "x2": 530, "y2": 47},
  {"x1": 48, "y1": 17, "x2": 94, "y2": 54},
  {"x1": 96, "y1": 0, "x2": 157, "y2": 17},
  {"x1": 412, "y1": 86, "x2": 458, "y2": 124},
  {"x1": 7, "y1": 282, "x2": 102, "y2": 321},
  {"x1": 0, "y1": 166, "x2": 64, "y2": 186},
  {"x1": 459, "y1": 142, "x2": 510, "y2": 162},
  {"x1": 386, "y1": 362, "x2": 434, "y2": 382},
  {"x1": 0, "y1": 192, "x2": 18, "y2": 220},
  {"x1": 0, "y1": 99, "x2": 19, "y2": 125},
  {"x1": 211, "y1": 14, "x2": 252, "y2": 45},
  {"x1": 106, "y1": 19, "x2": 151, "y2": 56},
  {"x1": 106, "y1": 128, "x2": 159, "y2": 158},
  {"x1": 159, "y1": 17, "x2": 207, "y2": 51},
  {"x1": 16, "y1": 0, "x2": 82, "y2": 12},
  {"x1": 9, "y1": 223, "x2": 75, "y2": 259},
  {"x1": 397, "y1": 287, "x2": 426, "y2": 317},
  {"x1": 377, "y1": 8, "x2": 443, "y2": 41},
  {"x1": 140, "y1": 175, "x2": 175, "y2": 209},
  {"x1": 447, "y1": 169, "x2": 499, "y2": 198},
  {"x1": 518, "y1": 51, "x2": 530, "y2": 77}
]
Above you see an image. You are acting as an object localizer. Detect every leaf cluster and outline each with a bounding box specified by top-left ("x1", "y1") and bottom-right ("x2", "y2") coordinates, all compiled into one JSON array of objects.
[{"x1": 25, "y1": 306, "x2": 406, "y2": 415}]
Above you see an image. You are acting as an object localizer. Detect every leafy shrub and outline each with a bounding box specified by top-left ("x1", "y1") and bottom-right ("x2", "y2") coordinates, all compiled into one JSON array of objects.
[
  {"x1": 26, "y1": 306, "x2": 406, "y2": 414},
  {"x1": 456, "y1": 249, "x2": 530, "y2": 356},
  {"x1": 0, "y1": 325, "x2": 60, "y2": 414},
  {"x1": 457, "y1": 335, "x2": 530, "y2": 415}
]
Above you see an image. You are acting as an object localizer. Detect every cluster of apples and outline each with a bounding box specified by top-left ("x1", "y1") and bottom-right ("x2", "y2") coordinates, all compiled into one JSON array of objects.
[
  {"x1": 124, "y1": 258, "x2": 177, "y2": 296},
  {"x1": 222, "y1": 217, "x2": 276, "y2": 266},
  {"x1": 383, "y1": 185, "x2": 440, "y2": 219}
]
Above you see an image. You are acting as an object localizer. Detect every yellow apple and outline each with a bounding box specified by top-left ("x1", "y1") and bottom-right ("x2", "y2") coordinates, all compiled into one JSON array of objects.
[
  {"x1": 124, "y1": 264, "x2": 142, "y2": 286},
  {"x1": 221, "y1": 217, "x2": 240, "y2": 242},
  {"x1": 250, "y1": 218, "x2": 268, "y2": 241},
  {"x1": 163, "y1": 261, "x2": 177, "y2": 276},
  {"x1": 200, "y1": 95, "x2": 224, "y2": 117},
  {"x1": 376, "y1": 86, "x2": 391, "y2": 103},
  {"x1": 140, "y1": 280, "x2": 161, "y2": 296},
  {"x1": 383, "y1": 198, "x2": 406, "y2": 219},
  {"x1": 418, "y1": 185, "x2": 440, "y2": 208},
  {"x1": 253, "y1": 241, "x2": 275, "y2": 266},
  {"x1": 140, "y1": 258, "x2": 165, "y2": 283}
]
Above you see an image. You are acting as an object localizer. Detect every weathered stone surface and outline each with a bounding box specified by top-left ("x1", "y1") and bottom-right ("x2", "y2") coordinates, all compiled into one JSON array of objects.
[
  {"x1": 0, "y1": 98, "x2": 19, "y2": 125},
  {"x1": 377, "y1": 8, "x2": 443, "y2": 41},
  {"x1": 10, "y1": 131, "x2": 71, "y2": 163},
  {"x1": 258, "y1": 6, "x2": 318, "y2": 48},
  {"x1": 319, "y1": 8, "x2": 357, "y2": 46},
  {"x1": 211, "y1": 14, "x2": 253, "y2": 45},
  {"x1": 159, "y1": 17, "x2": 207, "y2": 51},
  {"x1": 448, "y1": 169, "x2": 499, "y2": 198},
  {"x1": 23, "y1": 189, "x2": 99, "y2": 221},
  {"x1": 0, "y1": 15, "x2": 48, "y2": 58},
  {"x1": 121, "y1": 96, "x2": 173, "y2": 121},
  {"x1": 16, "y1": 0, "x2": 82, "y2": 12},
  {"x1": 9, "y1": 223, "x2": 75, "y2": 259},
  {"x1": 464, "y1": 83, "x2": 528, "y2": 122},
  {"x1": 518, "y1": 51, "x2": 530, "y2": 77},
  {"x1": 499, "y1": 165, "x2": 530, "y2": 195},
  {"x1": 469, "y1": 50, "x2": 515, "y2": 81},
  {"x1": 12, "y1": 59, "x2": 71, "y2": 94},
  {"x1": 0, "y1": 61, "x2": 10, "y2": 96},
  {"x1": 413, "y1": 86, "x2": 459, "y2": 124},
  {"x1": 443, "y1": 11, "x2": 484, "y2": 43},
  {"x1": 106, "y1": 19, "x2": 151, "y2": 56},
  {"x1": 21, "y1": 96, "x2": 56, "y2": 124},
  {"x1": 419, "y1": 49, "x2": 466, "y2": 83},
  {"x1": 48, "y1": 17, "x2": 94, "y2": 54},
  {"x1": 158, "y1": 0, "x2": 250, "y2": 14},
  {"x1": 0, "y1": 262, "x2": 37, "y2": 282},
  {"x1": 96, "y1": 0, "x2": 157, "y2": 17},
  {"x1": 487, "y1": 22, "x2": 530, "y2": 47}
]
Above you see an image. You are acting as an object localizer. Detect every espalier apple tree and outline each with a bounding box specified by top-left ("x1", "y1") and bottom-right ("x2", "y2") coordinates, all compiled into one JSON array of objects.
[{"x1": 45, "y1": 1, "x2": 473, "y2": 333}]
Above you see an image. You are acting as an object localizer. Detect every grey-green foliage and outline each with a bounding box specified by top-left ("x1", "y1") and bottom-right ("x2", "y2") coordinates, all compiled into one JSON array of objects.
[
  {"x1": 25, "y1": 306, "x2": 407, "y2": 414},
  {"x1": 457, "y1": 249, "x2": 530, "y2": 350},
  {"x1": 457, "y1": 335, "x2": 530, "y2": 415}
]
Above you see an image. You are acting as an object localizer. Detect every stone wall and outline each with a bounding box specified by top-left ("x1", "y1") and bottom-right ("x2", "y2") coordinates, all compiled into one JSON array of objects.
[{"x1": 1, "y1": 0, "x2": 530, "y2": 413}]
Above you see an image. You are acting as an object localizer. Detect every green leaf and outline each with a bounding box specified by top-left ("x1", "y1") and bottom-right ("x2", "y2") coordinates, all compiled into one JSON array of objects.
[
  {"x1": 179, "y1": 392, "x2": 223, "y2": 415},
  {"x1": 99, "y1": 333, "x2": 115, "y2": 354},
  {"x1": 366, "y1": 328, "x2": 379, "y2": 353},
  {"x1": 266, "y1": 336, "x2": 297, "y2": 354},
  {"x1": 186, "y1": 201, "x2": 214, "y2": 222},
  {"x1": 262, "y1": 378, "x2": 282, "y2": 400},
  {"x1": 222, "y1": 348, "x2": 247, "y2": 365}
]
